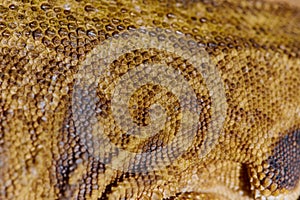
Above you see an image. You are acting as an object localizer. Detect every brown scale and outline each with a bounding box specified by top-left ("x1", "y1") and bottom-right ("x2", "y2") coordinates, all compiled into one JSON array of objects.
[
  {"x1": 0, "y1": 0, "x2": 300, "y2": 199},
  {"x1": 95, "y1": 49, "x2": 210, "y2": 155}
]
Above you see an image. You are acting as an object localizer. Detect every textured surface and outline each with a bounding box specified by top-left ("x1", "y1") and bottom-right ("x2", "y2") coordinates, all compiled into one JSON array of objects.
[{"x1": 0, "y1": 0, "x2": 299, "y2": 199}]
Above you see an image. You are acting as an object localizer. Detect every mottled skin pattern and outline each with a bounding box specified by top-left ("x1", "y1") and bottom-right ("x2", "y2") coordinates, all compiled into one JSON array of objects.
[{"x1": 0, "y1": 0, "x2": 299, "y2": 199}]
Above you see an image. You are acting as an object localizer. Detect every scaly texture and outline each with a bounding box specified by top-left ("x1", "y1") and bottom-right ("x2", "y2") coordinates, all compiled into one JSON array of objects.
[{"x1": 0, "y1": 0, "x2": 299, "y2": 199}]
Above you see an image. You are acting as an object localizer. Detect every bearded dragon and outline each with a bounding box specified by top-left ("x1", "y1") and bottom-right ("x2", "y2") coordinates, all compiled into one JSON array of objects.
[{"x1": 0, "y1": 0, "x2": 299, "y2": 199}]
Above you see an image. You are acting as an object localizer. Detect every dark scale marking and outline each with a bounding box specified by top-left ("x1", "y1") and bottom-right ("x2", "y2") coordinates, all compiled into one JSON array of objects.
[
  {"x1": 266, "y1": 129, "x2": 300, "y2": 190},
  {"x1": 99, "y1": 172, "x2": 131, "y2": 199}
]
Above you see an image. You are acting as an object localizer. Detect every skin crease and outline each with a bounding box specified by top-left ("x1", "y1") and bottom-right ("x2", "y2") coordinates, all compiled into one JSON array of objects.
[{"x1": 0, "y1": 0, "x2": 299, "y2": 199}]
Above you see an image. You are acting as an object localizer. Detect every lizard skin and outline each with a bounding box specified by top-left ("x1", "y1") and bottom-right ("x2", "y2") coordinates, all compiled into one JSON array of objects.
[{"x1": 0, "y1": 0, "x2": 299, "y2": 199}]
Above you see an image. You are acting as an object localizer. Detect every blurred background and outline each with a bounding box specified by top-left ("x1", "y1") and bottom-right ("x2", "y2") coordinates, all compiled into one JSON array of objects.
[{"x1": 266, "y1": 0, "x2": 300, "y2": 7}]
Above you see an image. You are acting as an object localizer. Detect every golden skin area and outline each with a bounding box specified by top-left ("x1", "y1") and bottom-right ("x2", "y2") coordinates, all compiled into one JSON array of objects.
[{"x1": 0, "y1": 0, "x2": 299, "y2": 199}]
